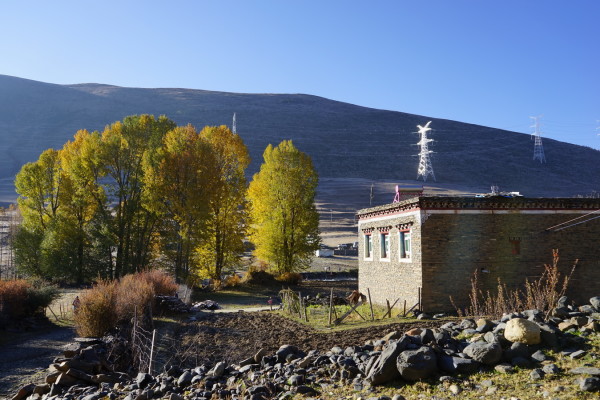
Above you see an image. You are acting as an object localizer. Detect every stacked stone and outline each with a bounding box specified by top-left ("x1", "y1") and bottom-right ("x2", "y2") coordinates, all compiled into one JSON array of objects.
[
  {"x1": 12, "y1": 296, "x2": 600, "y2": 399},
  {"x1": 155, "y1": 296, "x2": 191, "y2": 314}
]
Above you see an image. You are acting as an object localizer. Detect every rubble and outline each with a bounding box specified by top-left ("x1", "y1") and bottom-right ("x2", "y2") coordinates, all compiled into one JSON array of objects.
[{"x1": 12, "y1": 296, "x2": 600, "y2": 399}]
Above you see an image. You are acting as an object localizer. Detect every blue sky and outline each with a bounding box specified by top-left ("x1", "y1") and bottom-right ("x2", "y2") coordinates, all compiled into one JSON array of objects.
[{"x1": 1, "y1": 1, "x2": 599, "y2": 148}]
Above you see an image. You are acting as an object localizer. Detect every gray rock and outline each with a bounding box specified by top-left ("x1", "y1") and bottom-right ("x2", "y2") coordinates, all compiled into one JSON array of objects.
[
  {"x1": 460, "y1": 319, "x2": 477, "y2": 329},
  {"x1": 207, "y1": 361, "x2": 226, "y2": 378},
  {"x1": 396, "y1": 346, "x2": 437, "y2": 381},
  {"x1": 569, "y1": 367, "x2": 600, "y2": 376},
  {"x1": 530, "y1": 368, "x2": 544, "y2": 380},
  {"x1": 504, "y1": 342, "x2": 530, "y2": 361},
  {"x1": 177, "y1": 371, "x2": 192, "y2": 387},
  {"x1": 511, "y1": 356, "x2": 533, "y2": 368},
  {"x1": 580, "y1": 305, "x2": 595, "y2": 314},
  {"x1": 570, "y1": 350, "x2": 587, "y2": 359},
  {"x1": 463, "y1": 342, "x2": 502, "y2": 365},
  {"x1": 552, "y1": 307, "x2": 570, "y2": 318},
  {"x1": 590, "y1": 296, "x2": 600, "y2": 311},
  {"x1": 391, "y1": 395, "x2": 406, "y2": 400},
  {"x1": 543, "y1": 364, "x2": 561, "y2": 374},
  {"x1": 366, "y1": 336, "x2": 409, "y2": 385},
  {"x1": 276, "y1": 345, "x2": 299, "y2": 363},
  {"x1": 420, "y1": 329, "x2": 435, "y2": 345},
  {"x1": 557, "y1": 296, "x2": 569, "y2": 308},
  {"x1": 438, "y1": 355, "x2": 479, "y2": 374},
  {"x1": 136, "y1": 373, "x2": 154, "y2": 389},
  {"x1": 531, "y1": 350, "x2": 549, "y2": 362},
  {"x1": 494, "y1": 363, "x2": 514, "y2": 374},
  {"x1": 288, "y1": 374, "x2": 304, "y2": 386},
  {"x1": 579, "y1": 377, "x2": 600, "y2": 392},
  {"x1": 330, "y1": 346, "x2": 343, "y2": 355},
  {"x1": 475, "y1": 318, "x2": 495, "y2": 333},
  {"x1": 538, "y1": 323, "x2": 559, "y2": 348}
]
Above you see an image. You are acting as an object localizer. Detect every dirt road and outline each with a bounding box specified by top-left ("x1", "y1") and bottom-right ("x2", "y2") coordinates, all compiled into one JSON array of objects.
[{"x1": 0, "y1": 323, "x2": 75, "y2": 398}]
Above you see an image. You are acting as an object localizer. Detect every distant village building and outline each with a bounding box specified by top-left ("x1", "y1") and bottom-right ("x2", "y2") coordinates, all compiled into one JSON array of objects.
[{"x1": 357, "y1": 196, "x2": 600, "y2": 312}]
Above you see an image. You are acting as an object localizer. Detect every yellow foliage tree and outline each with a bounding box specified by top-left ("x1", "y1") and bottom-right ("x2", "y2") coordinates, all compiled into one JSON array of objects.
[
  {"x1": 248, "y1": 140, "x2": 320, "y2": 274},
  {"x1": 195, "y1": 126, "x2": 250, "y2": 282}
]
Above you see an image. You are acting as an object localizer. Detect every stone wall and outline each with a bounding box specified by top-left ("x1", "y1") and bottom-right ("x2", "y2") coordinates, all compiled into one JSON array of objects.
[
  {"x1": 358, "y1": 211, "x2": 422, "y2": 309},
  {"x1": 420, "y1": 211, "x2": 600, "y2": 311}
]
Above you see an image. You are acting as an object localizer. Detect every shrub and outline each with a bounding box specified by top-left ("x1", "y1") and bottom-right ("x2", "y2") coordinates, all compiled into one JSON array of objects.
[
  {"x1": 243, "y1": 269, "x2": 277, "y2": 285},
  {"x1": 115, "y1": 274, "x2": 154, "y2": 323},
  {"x1": 276, "y1": 272, "x2": 303, "y2": 285},
  {"x1": 222, "y1": 273, "x2": 241, "y2": 288},
  {"x1": 0, "y1": 280, "x2": 30, "y2": 320},
  {"x1": 25, "y1": 285, "x2": 60, "y2": 315},
  {"x1": 75, "y1": 279, "x2": 118, "y2": 337},
  {"x1": 138, "y1": 269, "x2": 178, "y2": 296}
]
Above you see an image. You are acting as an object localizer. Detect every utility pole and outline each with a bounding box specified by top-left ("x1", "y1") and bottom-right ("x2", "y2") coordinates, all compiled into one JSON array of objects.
[
  {"x1": 232, "y1": 113, "x2": 237, "y2": 134},
  {"x1": 530, "y1": 116, "x2": 546, "y2": 163},
  {"x1": 416, "y1": 121, "x2": 436, "y2": 182},
  {"x1": 369, "y1": 183, "x2": 374, "y2": 206}
]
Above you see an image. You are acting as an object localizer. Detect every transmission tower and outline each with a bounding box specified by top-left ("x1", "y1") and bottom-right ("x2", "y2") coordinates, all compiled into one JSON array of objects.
[
  {"x1": 232, "y1": 113, "x2": 237, "y2": 134},
  {"x1": 416, "y1": 121, "x2": 436, "y2": 182},
  {"x1": 530, "y1": 116, "x2": 546, "y2": 163}
]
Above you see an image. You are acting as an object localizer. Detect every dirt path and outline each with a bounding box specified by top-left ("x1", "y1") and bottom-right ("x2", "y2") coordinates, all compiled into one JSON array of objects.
[{"x1": 0, "y1": 323, "x2": 76, "y2": 398}]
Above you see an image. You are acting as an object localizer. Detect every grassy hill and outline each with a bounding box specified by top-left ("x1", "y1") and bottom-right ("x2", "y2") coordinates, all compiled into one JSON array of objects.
[{"x1": 1, "y1": 74, "x2": 599, "y2": 210}]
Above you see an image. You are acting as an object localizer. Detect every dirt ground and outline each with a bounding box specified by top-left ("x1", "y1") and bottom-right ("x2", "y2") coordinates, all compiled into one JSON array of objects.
[
  {"x1": 175, "y1": 311, "x2": 441, "y2": 369},
  {"x1": 0, "y1": 323, "x2": 75, "y2": 398}
]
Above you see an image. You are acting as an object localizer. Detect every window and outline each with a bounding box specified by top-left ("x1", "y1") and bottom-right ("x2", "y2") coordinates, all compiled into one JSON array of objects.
[
  {"x1": 380, "y1": 233, "x2": 390, "y2": 259},
  {"x1": 399, "y1": 231, "x2": 411, "y2": 259},
  {"x1": 364, "y1": 234, "x2": 372, "y2": 259}
]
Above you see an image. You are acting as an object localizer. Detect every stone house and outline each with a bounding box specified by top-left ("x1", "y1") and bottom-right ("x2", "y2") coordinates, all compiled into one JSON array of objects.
[{"x1": 357, "y1": 196, "x2": 600, "y2": 312}]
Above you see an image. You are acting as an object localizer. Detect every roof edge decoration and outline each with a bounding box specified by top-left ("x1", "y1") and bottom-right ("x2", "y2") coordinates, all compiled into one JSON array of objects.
[{"x1": 357, "y1": 196, "x2": 600, "y2": 221}]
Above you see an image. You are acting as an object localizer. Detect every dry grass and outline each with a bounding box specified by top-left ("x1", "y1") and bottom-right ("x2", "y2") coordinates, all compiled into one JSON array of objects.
[
  {"x1": 74, "y1": 269, "x2": 177, "y2": 337},
  {"x1": 453, "y1": 249, "x2": 577, "y2": 319}
]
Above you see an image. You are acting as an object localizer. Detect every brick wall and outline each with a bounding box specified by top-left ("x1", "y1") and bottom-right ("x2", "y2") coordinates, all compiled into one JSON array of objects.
[{"x1": 420, "y1": 211, "x2": 600, "y2": 311}]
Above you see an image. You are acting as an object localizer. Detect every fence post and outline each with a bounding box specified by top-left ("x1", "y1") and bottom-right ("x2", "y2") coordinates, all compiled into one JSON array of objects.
[
  {"x1": 148, "y1": 329, "x2": 156, "y2": 375},
  {"x1": 367, "y1": 288, "x2": 374, "y2": 321},
  {"x1": 328, "y1": 288, "x2": 334, "y2": 325}
]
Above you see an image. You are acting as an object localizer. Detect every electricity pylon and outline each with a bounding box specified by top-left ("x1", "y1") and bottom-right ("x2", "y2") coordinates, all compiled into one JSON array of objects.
[
  {"x1": 530, "y1": 116, "x2": 546, "y2": 163},
  {"x1": 416, "y1": 121, "x2": 436, "y2": 182}
]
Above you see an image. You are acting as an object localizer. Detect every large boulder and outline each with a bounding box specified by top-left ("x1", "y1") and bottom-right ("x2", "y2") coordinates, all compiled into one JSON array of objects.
[
  {"x1": 396, "y1": 346, "x2": 437, "y2": 381},
  {"x1": 366, "y1": 336, "x2": 410, "y2": 385},
  {"x1": 504, "y1": 318, "x2": 541, "y2": 345},
  {"x1": 463, "y1": 342, "x2": 502, "y2": 365},
  {"x1": 589, "y1": 296, "x2": 600, "y2": 311}
]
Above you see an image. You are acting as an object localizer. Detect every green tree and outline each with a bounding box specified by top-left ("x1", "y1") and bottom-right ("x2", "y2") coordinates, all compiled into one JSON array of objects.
[
  {"x1": 195, "y1": 126, "x2": 250, "y2": 282},
  {"x1": 248, "y1": 140, "x2": 320, "y2": 274}
]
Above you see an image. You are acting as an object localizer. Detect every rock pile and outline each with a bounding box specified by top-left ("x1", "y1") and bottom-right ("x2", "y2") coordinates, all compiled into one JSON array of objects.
[
  {"x1": 12, "y1": 296, "x2": 600, "y2": 399},
  {"x1": 190, "y1": 300, "x2": 221, "y2": 311},
  {"x1": 155, "y1": 296, "x2": 191, "y2": 314}
]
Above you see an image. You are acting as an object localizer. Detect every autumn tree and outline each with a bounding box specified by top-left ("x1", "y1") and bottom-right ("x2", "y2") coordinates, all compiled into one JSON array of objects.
[
  {"x1": 195, "y1": 126, "x2": 250, "y2": 282},
  {"x1": 248, "y1": 140, "x2": 320, "y2": 274},
  {"x1": 100, "y1": 115, "x2": 176, "y2": 277},
  {"x1": 143, "y1": 125, "x2": 215, "y2": 281}
]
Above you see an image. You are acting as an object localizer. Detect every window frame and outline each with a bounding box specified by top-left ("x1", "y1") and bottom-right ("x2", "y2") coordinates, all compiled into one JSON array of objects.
[
  {"x1": 399, "y1": 229, "x2": 411, "y2": 261},
  {"x1": 364, "y1": 234, "x2": 373, "y2": 260},
  {"x1": 380, "y1": 232, "x2": 390, "y2": 261}
]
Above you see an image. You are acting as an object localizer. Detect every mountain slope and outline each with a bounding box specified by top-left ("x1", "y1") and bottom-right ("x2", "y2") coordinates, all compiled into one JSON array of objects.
[{"x1": 0, "y1": 74, "x2": 599, "y2": 205}]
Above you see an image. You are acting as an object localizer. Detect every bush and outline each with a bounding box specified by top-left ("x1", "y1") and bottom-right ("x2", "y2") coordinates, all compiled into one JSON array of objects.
[
  {"x1": 222, "y1": 273, "x2": 241, "y2": 288},
  {"x1": 25, "y1": 285, "x2": 60, "y2": 315},
  {"x1": 0, "y1": 279, "x2": 29, "y2": 320},
  {"x1": 243, "y1": 269, "x2": 277, "y2": 285},
  {"x1": 74, "y1": 269, "x2": 178, "y2": 337},
  {"x1": 276, "y1": 272, "x2": 303, "y2": 285},
  {"x1": 75, "y1": 279, "x2": 118, "y2": 337},
  {"x1": 115, "y1": 274, "x2": 154, "y2": 323},
  {"x1": 138, "y1": 269, "x2": 178, "y2": 296}
]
